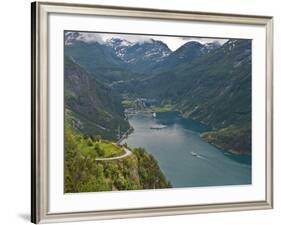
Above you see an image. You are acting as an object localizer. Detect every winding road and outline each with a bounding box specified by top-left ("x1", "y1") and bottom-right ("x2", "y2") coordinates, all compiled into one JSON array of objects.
[
  {"x1": 95, "y1": 127, "x2": 134, "y2": 161},
  {"x1": 95, "y1": 147, "x2": 132, "y2": 161}
]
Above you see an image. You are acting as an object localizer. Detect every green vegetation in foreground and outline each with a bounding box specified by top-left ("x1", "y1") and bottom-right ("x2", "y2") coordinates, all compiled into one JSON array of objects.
[
  {"x1": 98, "y1": 142, "x2": 124, "y2": 158},
  {"x1": 201, "y1": 125, "x2": 251, "y2": 154},
  {"x1": 64, "y1": 126, "x2": 172, "y2": 193},
  {"x1": 77, "y1": 137, "x2": 125, "y2": 158}
]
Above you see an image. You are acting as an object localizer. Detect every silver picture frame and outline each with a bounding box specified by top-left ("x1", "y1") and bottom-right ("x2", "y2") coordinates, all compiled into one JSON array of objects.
[{"x1": 31, "y1": 1, "x2": 273, "y2": 223}]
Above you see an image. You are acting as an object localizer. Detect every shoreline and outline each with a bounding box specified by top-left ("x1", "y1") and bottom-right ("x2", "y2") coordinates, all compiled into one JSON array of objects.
[
  {"x1": 117, "y1": 126, "x2": 134, "y2": 145},
  {"x1": 122, "y1": 110, "x2": 251, "y2": 187},
  {"x1": 200, "y1": 133, "x2": 252, "y2": 156},
  {"x1": 126, "y1": 108, "x2": 251, "y2": 157}
]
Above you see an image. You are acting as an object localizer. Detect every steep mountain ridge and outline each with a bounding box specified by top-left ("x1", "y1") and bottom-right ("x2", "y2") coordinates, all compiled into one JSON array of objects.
[
  {"x1": 117, "y1": 38, "x2": 171, "y2": 73},
  {"x1": 65, "y1": 40, "x2": 131, "y2": 83},
  {"x1": 64, "y1": 56, "x2": 129, "y2": 140},
  {"x1": 107, "y1": 38, "x2": 171, "y2": 63},
  {"x1": 148, "y1": 41, "x2": 222, "y2": 74}
]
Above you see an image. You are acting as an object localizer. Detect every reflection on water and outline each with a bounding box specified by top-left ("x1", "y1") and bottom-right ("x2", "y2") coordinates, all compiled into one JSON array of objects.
[{"x1": 124, "y1": 111, "x2": 251, "y2": 188}]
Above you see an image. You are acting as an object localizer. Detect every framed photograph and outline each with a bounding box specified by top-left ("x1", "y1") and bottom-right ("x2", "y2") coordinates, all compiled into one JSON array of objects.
[{"x1": 31, "y1": 1, "x2": 273, "y2": 223}]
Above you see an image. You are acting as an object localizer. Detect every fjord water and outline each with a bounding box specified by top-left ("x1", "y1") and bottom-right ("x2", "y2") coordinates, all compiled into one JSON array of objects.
[{"x1": 125, "y1": 112, "x2": 251, "y2": 188}]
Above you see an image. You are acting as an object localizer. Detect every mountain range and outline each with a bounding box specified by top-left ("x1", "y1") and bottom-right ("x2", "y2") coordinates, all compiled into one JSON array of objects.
[
  {"x1": 64, "y1": 32, "x2": 251, "y2": 154},
  {"x1": 65, "y1": 32, "x2": 172, "y2": 83}
]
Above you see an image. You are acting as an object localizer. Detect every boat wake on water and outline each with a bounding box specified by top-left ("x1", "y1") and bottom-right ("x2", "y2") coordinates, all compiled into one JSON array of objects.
[
  {"x1": 190, "y1": 152, "x2": 208, "y2": 160},
  {"x1": 197, "y1": 155, "x2": 208, "y2": 160}
]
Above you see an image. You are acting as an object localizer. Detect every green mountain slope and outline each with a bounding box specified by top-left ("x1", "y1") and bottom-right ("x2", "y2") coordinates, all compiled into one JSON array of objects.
[
  {"x1": 64, "y1": 56, "x2": 129, "y2": 140},
  {"x1": 119, "y1": 39, "x2": 172, "y2": 74},
  {"x1": 65, "y1": 41, "x2": 135, "y2": 83},
  {"x1": 150, "y1": 41, "x2": 208, "y2": 74}
]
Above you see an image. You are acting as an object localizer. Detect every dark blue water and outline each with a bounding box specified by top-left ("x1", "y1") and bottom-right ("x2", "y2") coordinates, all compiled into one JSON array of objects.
[{"x1": 124, "y1": 111, "x2": 251, "y2": 188}]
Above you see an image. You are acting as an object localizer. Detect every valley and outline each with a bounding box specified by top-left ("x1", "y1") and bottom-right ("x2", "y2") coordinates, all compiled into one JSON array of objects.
[{"x1": 64, "y1": 31, "x2": 252, "y2": 192}]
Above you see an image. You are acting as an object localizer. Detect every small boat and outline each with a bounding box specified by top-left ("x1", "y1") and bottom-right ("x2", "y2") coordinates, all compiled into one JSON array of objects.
[
  {"x1": 152, "y1": 112, "x2": 156, "y2": 118},
  {"x1": 190, "y1": 152, "x2": 198, "y2": 157},
  {"x1": 150, "y1": 124, "x2": 167, "y2": 129}
]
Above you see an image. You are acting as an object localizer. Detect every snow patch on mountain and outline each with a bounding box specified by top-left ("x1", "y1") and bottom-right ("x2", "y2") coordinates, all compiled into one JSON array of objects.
[
  {"x1": 65, "y1": 32, "x2": 104, "y2": 45},
  {"x1": 106, "y1": 38, "x2": 172, "y2": 63},
  {"x1": 203, "y1": 41, "x2": 222, "y2": 53}
]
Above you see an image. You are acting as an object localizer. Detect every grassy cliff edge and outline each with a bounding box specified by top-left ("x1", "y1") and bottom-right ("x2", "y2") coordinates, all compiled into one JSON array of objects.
[{"x1": 64, "y1": 126, "x2": 171, "y2": 193}]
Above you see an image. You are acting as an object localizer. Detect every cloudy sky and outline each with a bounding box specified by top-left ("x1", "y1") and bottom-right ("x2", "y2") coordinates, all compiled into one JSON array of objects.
[{"x1": 66, "y1": 31, "x2": 229, "y2": 51}]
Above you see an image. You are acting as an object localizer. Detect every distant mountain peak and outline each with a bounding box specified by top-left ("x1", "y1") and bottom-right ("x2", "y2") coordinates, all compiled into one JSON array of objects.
[
  {"x1": 222, "y1": 39, "x2": 251, "y2": 53},
  {"x1": 184, "y1": 41, "x2": 205, "y2": 47},
  {"x1": 105, "y1": 37, "x2": 172, "y2": 64},
  {"x1": 205, "y1": 41, "x2": 221, "y2": 49},
  {"x1": 106, "y1": 38, "x2": 133, "y2": 47},
  {"x1": 65, "y1": 31, "x2": 104, "y2": 45}
]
